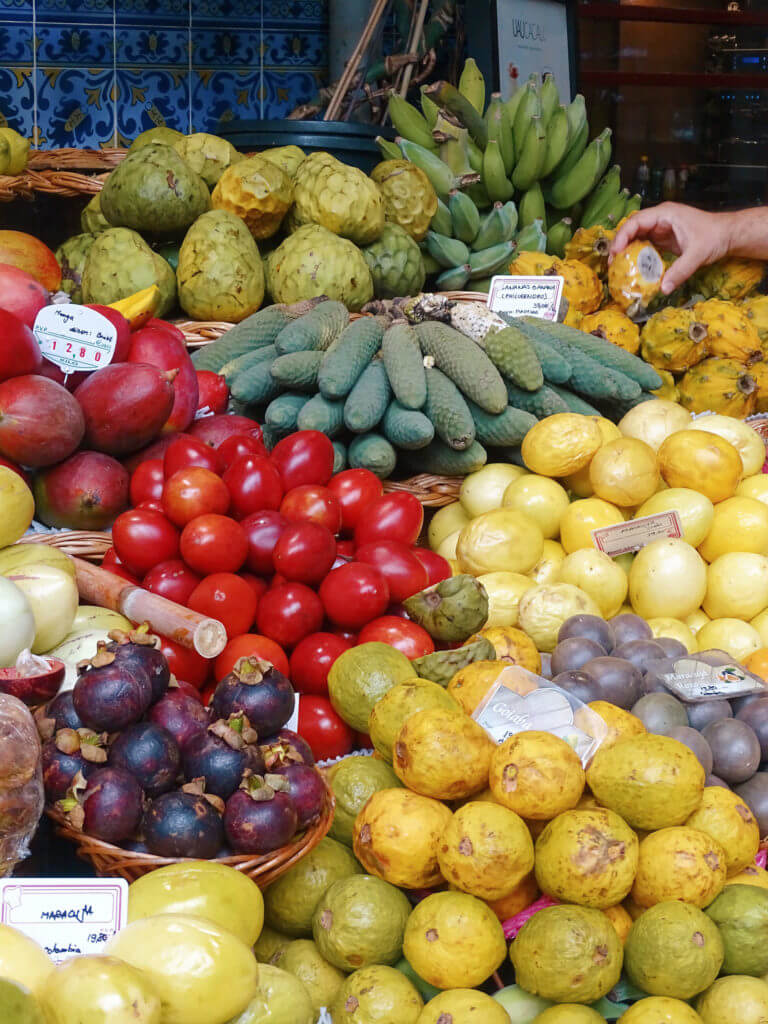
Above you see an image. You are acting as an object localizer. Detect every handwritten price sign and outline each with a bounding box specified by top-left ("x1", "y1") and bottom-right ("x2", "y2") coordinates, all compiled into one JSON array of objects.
[
  {"x1": 33, "y1": 304, "x2": 118, "y2": 377},
  {"x1": 488, "y1": 275, "x2": 565, "y2": 322}
]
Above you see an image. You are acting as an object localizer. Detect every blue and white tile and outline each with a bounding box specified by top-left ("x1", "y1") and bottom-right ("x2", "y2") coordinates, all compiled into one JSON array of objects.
[
  {"x1": 191, "y1": 68, "x2": 260, "y2": 131},
  {"x1": 261, "y1": 68, "x2": 320, "y2": 118},
  {"x1": 36, "y1": 23, "x2": 114, "y2": 64},
  {"x1": 114, "y1": 0, "x2": 190, "y2": 27},
  {"x1": 262, "y1": 0, "x2": 327, "y2": 28},
  {"x1": 0, "y1": 19, "x2": 33, "y2": 63},
  {"x1": 0, "y1": 66, "x2": 35, "y2": 138},
  {"x1": 192, "y1": 0, "x2": 261, "y2": 23},
  {"x1": 116, "y1": 68, "x2": 190, "y2": 141},
  {"x1": 192, "y1": 26, "x2": 261, "y2": 68},
  {"x1": 36, "y1": 66, "x2": 115, "y2": 148},
  {"x1": 116, "y1": 27, "x2": 190, "y2": 67},
  {"x1": 35, "y1": 0, "x2": 113, "y2": 24},
  {"x1": 262, "y1": 28, "x2": 326, "y2": 68}
]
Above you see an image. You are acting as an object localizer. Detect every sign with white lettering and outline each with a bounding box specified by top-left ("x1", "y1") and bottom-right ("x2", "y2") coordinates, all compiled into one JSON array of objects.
[
  {"x1": 592, "y1": 511, "x2": 684, "y2": 557},
  {"x1": 33, "y1": 304, "x2": 118, "y2": 377},
  {"x1": 0, "y1": 878, "x2": 128, "y2": 963},
  {"x1": 495, "y1": 0, "x2": 572, "y2": 102},
  {"x1": 488, "y1": 275, "x2": 564, "y2": 321}
]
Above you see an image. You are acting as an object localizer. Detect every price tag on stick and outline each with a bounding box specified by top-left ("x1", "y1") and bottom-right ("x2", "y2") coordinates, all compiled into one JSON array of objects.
[
  {"x1": 33, "y1": 304, "x2": 118, "y2": 379},
  {"x1": 488, "y1": 275, "x2": 564, "y2": 322}
]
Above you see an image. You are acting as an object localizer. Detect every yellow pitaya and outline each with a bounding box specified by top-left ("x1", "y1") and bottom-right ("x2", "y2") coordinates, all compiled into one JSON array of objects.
[
  {"x1": 607, "y1": 241, "x2": 665, "y2": 316},
  {"x1": 694, "y1": 258, "x2": 764, "y2": 301},
  {"x1": 581, "y1": 309, "x2": 640, "y2": 354},
  {"x1": 551, "y1": 258, "x2": 603, "y2": 315},
  {"x1": 640, "y1": 308, "x2": 709, "y2": 372},
  {"x1": 678, "y1": 357, "x2": 758, "y2": 418},
  {"x1": 564, "y1": 224, "x2": 616, "y2": 278},
  {"x1": 693, "y1": 298, "x2": 762, "y2": 362}
]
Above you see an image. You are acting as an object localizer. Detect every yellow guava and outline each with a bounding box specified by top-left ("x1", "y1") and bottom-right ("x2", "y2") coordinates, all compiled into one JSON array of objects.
[
  {"x1": 474, "y1": 626, "x2": 542, "y2": 672},
  {"x1": 603, "y1": 903, "x2": 633, "y2": 943},
  {"x1": 330, "y1": 965, "x2": 423, "y2": 1024},
  {"x1": 696, "y1": 975, "x2": 768, "y2": 1024},
  {"x1": 489, "y1": 731, "x2": 585, "y2": 820},
  {"x1": 588, "y1": 702, "x2": 647, "y2": 747},
  {"x1": 326, "y1": 755, "x2": 402, "y2": 847},
  {"x1": 534, "y1": 1007, "x2": 605, "y2": 1023},
  {"x1": 368, "y1": 678, "x2": 459, "y2": 762},
  {"x1": 280, "y1": 939, "x2": 345, "y2": 1016},
  {"x1": 618, "y1": 996, "x2": 704, "y2": 1022},
  {"x1": 446, "y1": 660, "x2": 506, "y2": 714},
  {"x1": 486, "y1": 871, "x2": 539, "y2": 921},
  {"x1": 631, "y1": 827, "x2": 727, "y2": 909},
  {"x1": 686, "y1": 787, "x2": 760, "y2": 875},
  {"x1": 417, "y1": 988, "x2": 511, "y2": 1024},
  {"x1": 393, "y1": 707, "x2": 493, "y2": 801},
  {"x1": 726, "y1": 865, "x2": 768, "y2": 890}
]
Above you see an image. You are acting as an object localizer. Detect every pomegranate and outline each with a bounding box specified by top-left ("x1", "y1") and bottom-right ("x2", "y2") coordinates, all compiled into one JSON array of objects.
[
  {"x1": 0, "y1": 309, "x2": 42, "y2": 381},
  {"x1": 109, "y1": 721, "x2": 181, "y2": 796},
  {"x1": 73, "y1": 649, "x2": 152, "y2": 732},
  {"x1": 33, "y1": 451, "x2": 129, "y2": 530},
  {"x1": 0, "y1": 374, "x2": 84, "y2": 466},
  {"x1": 182, "y1": 715, "x2": 265, "y2": 799},
  {"x1": 42, "y1": 728, "x2": 106, "y2": 801},
  {"x1": 101, "y1": 628, "x2": 170, "y2": 702},
  {"x1": 74, "y1": 766, "x2": 143, "y2": 843},
  {"x1": 0, "y1": 232, "x2": 61, "y2": 290},
  {"x1": 147, "y1": 689, "x2": 209, "y2": 752},
  {"x1": 190, "y1": 414, "x2": 263, "y2": 450},
  {"x1": 143, "y1": 787, "x2": 224, "y2": 858},
  {"x1": 224, "y1": 774, "x2": 297, "y2": 854},
  {"x1": 128, "y1": 321, "x2": 199, "y2": 434},
  {"x1": 75, "y1": 362, "x2": 175, "y2": 455},
  {"x1": 0, "y1": 264, "x2": 49, "y2": 328},
  {"x1": 0, "y1": 650, "x2": 65, "y2": 706},
  {"x1": 211, "y1": 657, "x2": 295, "y2": 737}
]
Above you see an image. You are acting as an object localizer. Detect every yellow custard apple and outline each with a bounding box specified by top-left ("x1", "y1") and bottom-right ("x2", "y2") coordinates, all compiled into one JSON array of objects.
[
  {"x1": 608, "y1": 240, "x2": 665, "y2": 315},
  {"x1": 212, "y1": 154, "x2": 294, "y2": 239},
  {"x1": 694, "y1": 257, "x2": 765, "y2": 301},
  {"x1": 259, "y1": 144, "x2": 306, "y2": 178},
  {"x1": 564, "y1": 223, "x2": 616, "y2": 277},
  {"x1": 551, "y1": 258, "x2": 603, "y2": 315},
  {"x1": 370, "y1": 160, "x2": 437, "y2": 242},
  {"x1": 693, "y1": 298, "x2": 762, "y2": 362},
  {"x1": 678, "y1": 357, "x2": 758, "y2": 418},
  {"x1": 581, "y1": 309, "x2": 641, "y2": 354},
  {"x1": 641, "y1": 307, "x2": 710, "y2": 372},
  {"x1": 292, "y1": 152, "x2": 385, "y2": 246}
]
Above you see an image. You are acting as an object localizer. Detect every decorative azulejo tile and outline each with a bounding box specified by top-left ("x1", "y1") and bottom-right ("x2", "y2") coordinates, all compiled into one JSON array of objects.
[
  {"x1": 0, "y1": 66, "x2": 34, "y2": 138},
  {"x1": 36, "y1": 23, "x2": 114, "y2": 65},
  {"x1": 262, "y1": 0, "x2": 326, "y2": 28},
  {"x1": 192, "y1": 26, "x2": 261, "y2": 68},
  {"x1": 192, "y1": 0, "x2": 261, "y2": 22},
  {"x1": 191, "y1": 68, "x2": 260, "y2": 131},
  {"x1": 116, "y1": 68, "x2": 190, "y2": 141},
  {"x1": 261, "y1": 68, "x2": 320, "y2": 118},
  {"x1": 262, "y1": 28, "x2": 326, "y2": 68},
  {"x1": 35, "y1": 0, "x2": 113, "y2": 24},
  {"x1": 36, "y1": 66, "x2": 115, "y2": 147},
  {"x1": 0, "y1": 19, "x2": 33, "y2": 64},
  {"x1": 114, "y1": 0, "x2": 190, "y2": 26},
  {"x1": 116, "y1": 27, "x2": 190, "y2": 67}
]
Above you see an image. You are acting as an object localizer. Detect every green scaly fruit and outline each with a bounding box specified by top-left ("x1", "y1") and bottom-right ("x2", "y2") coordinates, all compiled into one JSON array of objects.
[
  {"x1": 512, "y1": 115, "x2": 548, "y2": 191},
  {"x1": 540, "y1": 73, "x2": 560, "y2": 125},
  {"x1": 449, "y1": 189, "x2": 481, "y2": 245},
  {"x1": 431, "y1": 198, "x2": 453, "y2": 237},
  {"x1": 425, "y1": 231, "x2": 471, "y2": 268},
  {"x1": 472, "y1": 203, "x2": 510, "y2": 251},
  {"x1": 518, "y1": 182, "x2": 546, "y2": 229},
  {"x1": 485, "y1": 94, "x2": 515, "y2": 176},
  {"x1": 420, "y1": 89, "x2": 439, "y2": 129},
  {"x1": 547, "y1": 129, "x2": 612, "y2": 209},
  {"x1": 436, "y1": 264, "x2": 471, "y2": 291},
  {"x1": 515, "y1": 218, "x2": 547, "y2": 252},
  {"x1": 387, "y1": 94, "x2": 437, "y2": 150},
  {"x1": 55, "y1": 233, "x2": 98, "y2": 304},
  {"x1": 482, "y1": 139, "x2": 515, "y2": 202},
  {"x1": 468, "y1": 241, "x2": 516, "y2": 279},
  {"x1": 539, "y1": 104, "x2": 571, "y2": 178},
  {"x1": 546, "y1": 217, "x2": 573, "y2": 257},
  {"x1": 581, "y1": 164, "x2": 622, "y2": 227},
  {"x1": 363, "y1": 223, "x2": 426, "y2": 300},
  {"x1": 458, "y1": 58, "x2": 486, "y2": 115},
  {"x1": 81, "y1": 227, "x2": 176, "y2": 314},
  {"x1": 512, "y1": 81, "x2": 541, "y2": 157}
]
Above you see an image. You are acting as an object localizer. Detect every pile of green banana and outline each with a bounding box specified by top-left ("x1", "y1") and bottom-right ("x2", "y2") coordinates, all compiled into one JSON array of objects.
[{"x1": 380, "y1": 60, "x2": 641, "y2": 291}]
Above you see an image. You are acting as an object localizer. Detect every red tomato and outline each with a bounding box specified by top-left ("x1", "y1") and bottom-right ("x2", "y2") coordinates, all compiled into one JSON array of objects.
[
  {"x1": 157, "y1": 635, "x2": 211, "y2": 689},
  {"x1": 112, "y1": 508, "x2": 180, "y2": 577},
  {"x1": 330, "y1": 627, "x2": 358, "y2": 645},
  {"x1": 289, "y1": 632, "x2": 352, "y2": 696},
  {"x1": 356, "y1": 539, "x2": 429, "y2": 603},
  {"x1": 240, "y1": 510, "x2": 287, "y2": 575},
  {"x1": 218, "y1": 433, "x2": 268, "y2": 471},
  {"x1": 327, "y1": 469, "x2": 383, "y2": 534},
  {"x1": 162, "y1": 467, "x2": 230, "y2": 526},
  {"x1": 413, "y1": 546, "x2": 452, "y2": 586},
  {"x1": 239, "y1": 572, "x2": 269, "y2": 607},
  {"x1": 280, "y1": 485, "x2": 342, "y2": 534},
  {"x1": 136, "y1": 499, "x2": 165, "y2": 513},
  {"x1": 180, "y1": 514, "x2": 248, "y2": 574},
  {"x1": 358, "y1": 616, "x2": 435, "y2": 658},
  {"x1": 129, "y1": 459, "x2": 165, "y2": 505},
  {"x1": 336, "y1": 539, "x2": 355, "y2": 558},
  {"x1": 188, "y1": 573, "x2": 258, "y2": 638},
  {"x1": 257, "y1": 582, "x2": 324, "y2": 648},
  {"x1": 100, "y1": 546, "x2": 140, "y2": 585},
  {"x1": 270, "y1": 431, "x2": 334, "y2": 489},
  {"x1": 195, "y1": 370, "x2": 229, "y2": 415},
  {"x1": 319, "y1": 561, "x2": 389, "y2": 630},
  {"x1": 273, "y1": 522, "x2": 337, "y2": 585},
  {"x1": 164, "y1": 435, "x2": 221, "y2": 477},
  {"x1": 223, "y1": 454, "x2": 284, "y2": 519},
  {"x1": 143, "y1": 559, "x2": 201, "y2": 605},
  {"x1": 354, "y1": 492, "x2": 424, "y2": 548},
  {"x1": 297, "y1": 696, "x2": 355, "y2": 761},
  {"x1": 214, "y1": 633, "x2": 289, "y2": 681}
]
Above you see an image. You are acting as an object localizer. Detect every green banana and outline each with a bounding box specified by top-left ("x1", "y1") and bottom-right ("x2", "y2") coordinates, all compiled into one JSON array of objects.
[
  {"x1": 594, "y1": 127, "x2": 613, "y2": 182},
  {"x1": 548, "y1": 129, "x2": 611, "y2": 210},
  {"x1": 482, "y1": 139, "x2": 515, "y2": 202},
  {"x1": 512, "y1": 115, "x2": 547, "y2": 191},
  {"x1": 420, "y1": 88, "x2": 440, "y2": 129},
  {"x1": 485, "y1": 94, "x2": 515, "y2": 176},
  {"x1": 424, "y1": 81, "x2": 488, "y2": 149},
  {"x1": 548, "y1": 119, "x2": 588, "y2": 182},
  {"x1": 504, "y1": 84, "x2": 525, "y2": 127},
  {"x1": 624, "y1": 193, "x2": 642, "y2": 216},
  {"x1": 376, "y1": 136, "x2": 402, "y2": 161},
  {"x1": 469, "y1": 241, "x2": 516, "y2": 279},
  {"x1": 459, "y1": 58, "x2": 486, "y2": 115},
  {"x1": 388, "y1": 95, "x2": 437, "y2": 150},
  {"x1": 472, "y1": 202, "x2": 511, "y2": 250},
  {"x1": 439, "y1": 135, "x2": 473, "y2": 177},
  {"x1": 512, "y1": 81, "x2": 541, "y2": 156},
  {"x1": 398, "y1": 138, "x2": 477, "y2": 199},
  {"x1": 580, "y1": 164, "x2": 622, "y2": 227},
  {"x1": 465, "y1": 180, "x2": 492, "y2": 210},
  {"x1": 518, "y1": 182, "x2": 547, "y2": 229},
  {"x1": 599, "y1": 187, "x2": 630, "y2": 227},
  {"x1": 449, "y1": 189, "x2": 481, "y2": 244},
  {"x1": 421, "y1": 250, "x2": 442, "y2": 276},
  {"x1": 565, "y1": 94, "x2": 587, "y2": 141},
  {"x1": 501, "y1": 200, "x2": 519, "y2": 239},
  {"x1": 431, "y1": 197, "x2": 453, "y2": 237},
  {"x1": 467, "y1": 138, "x2": 484, "y2": 174},
  {"x1": 436, "y1": 264, "x2": 472, "y2": 291},
  {"x1": 426, "y1": 231, "x2": 471, "y2": 268},
  {"x1": 540, "y1": 73, "x2": 560, "y2": 125},
  {"x1": 539, "y1": 105, "x2": 571, "y2": 178},
  {"x1": 546, "y1": 217, "x2": 573, "y2": 257},
  {"x1": 516, "y1": 218, "x2": 547, "y2": 252}
]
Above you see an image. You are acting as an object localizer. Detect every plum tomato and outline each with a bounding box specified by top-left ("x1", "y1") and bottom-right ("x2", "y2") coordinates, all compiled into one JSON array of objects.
[
  {"x1": 356, "y1": 539, "x2": 429, "y2": 603},
  {"x1": 217, "y1": 433, "x2": 267, "y2": 471},
  {"x1": 319, "y1": 561, "x2": 389, "y2": 630},
  {"x1": 187, "y1": 572, "x2": 258, "y2": 638},
  {"x1": 180, "y1": 513, "x2": 248, "y2": 574},
  {"x1": 112, "y1": 508, "x2": 180, "y2": 577},
  {"x1": 270, "y1": 430, "x2": 334, "y2": 489},
  {"x1": 354, "y1": 492, "x2": 424, "y2": 548},
  {"x1": 195, "y1": 370, "x2": 229, "y2": 415},
  {"x1": 297, "y1": 695, "x2": 355, "y2": 762},
  {"x1": 143, "y1": 559, "x2": 201, "y2": 605},
  {"x1": 129, "y1": 458, "x2": 164, "y2": 505},
  {"x1": 289, "y1": 632, "x2": 352, "y2": 696},
  {"x1": 413, "y1": 546, "x2": 452, "y2": 586},
  {"x1": 100, "y1": 546, "x2": 141, "y2": 585},
  {"x1": 239, "y1": 573, "x2": 268, "y2": 607},
  {"x1": 223, "y1": 454, "x2": 284, "y2": 519},
  {"x1": 327, "y1": 468, "x2": 383, "y2": 534},
  {"x1": 240, "y1": 510, "x2": 287, "y2": 575},
  {"x1": 163, "y1": 435, "x2": 221, "y2": 477},
  {"x1": 273, "y1": 521, "x2": 337, "y2": 585},
  {"x1": 214, "y1": 633, "x2": 289, "y2": 681},
  {"x1": 256, "y1": 582, "x2": 324, "y2": 648},
  {"x1": 162, "y1": 466, "x2": 230, "y2": 526},
  {"x1": 280, "y1": 485, "x2": 342, "y2": 534},
  {"x1": 157, "y1": 634, "x2": 211, "y2": 689},
  {"x1": 358, "y1": 616, "x2": 435, "y2": 658}
]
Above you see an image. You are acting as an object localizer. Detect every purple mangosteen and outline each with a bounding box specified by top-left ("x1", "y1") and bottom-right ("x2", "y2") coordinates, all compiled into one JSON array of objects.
[
  {"x1": 182, "y1": 714, "x2": 265, "y2": 799},
  {"x1": 41, "y1": 728, "x2": 107, "y2": 802},
  {"x1": 224, "y1": 774, "x2": 298, "y2": 854},
  {"x1": 260, "y1": 729, "x2": 315, "y2": 770},
  {"x1": 71, "y1": 766, "x2": 144, "y2": 844},
  {"x1": 270, "y1": 763, "x2": 326, "y2": 828},
  {"x1": 35, "y1": 691, "x2": 83, "y2": 740},
  {"x1": 102, "y1": 628, "x2": 171, "y2": 702},
  {"x1": 143, "y1": 787, "x2": 224, "y2": 859},
  {"x1": 73, "y1": 649, "x2": 152, "y2": 732},
  {"x1": 109, "y1": 722, "x2": 181, "y2": 797},
  {"x1": 212, "y1": 658, "x2": 295, "y2": 737},
  {"x1": 147, "y1": 690, "x2": 210, "y2": 753}
]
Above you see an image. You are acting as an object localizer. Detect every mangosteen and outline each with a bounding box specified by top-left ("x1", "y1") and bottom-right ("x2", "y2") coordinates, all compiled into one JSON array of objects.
[
  {"x1": 73, "y1": 648, "x2": 152, "y2": 732},
  {"x1": 702, "y1": 718, "x2": 762, "y2": 785},
  {"x1": 0, "y1": 650, "x2": 66, "y2": 707},
  {"x1": 270, "y1": 763, "x2": 326, "y2": 828},
  {"x1": 732, "y1": 691, "x2": 768, "y2": 715},
  {"x1": 667, "y1": 725, "x2": 714, "y2": 775},
  {"x1": 551, "y1": 638, "x2": 606, "y2": 677},
  {"x1": 67, "y1": 766, "x2": 143, "y2": 844},
  {"x1": 552, "y1": 670, "x2": 600, "y2": 705},
  {"x1": 655, "y1": 637, "x2": 689, "y2": 659},
  {"x1": 261, "y1": 729, "x2": 315, "y2": 770},
  {"x1": 736, "y1": 772, "x2": 768, "y2": 836},
  {"x1": 612, "y1": 640, "x2": 667, "y2": 673},
  {"x1": 182, "y1": 715, "x2": 265, "y2": 799},
  {"x1": 582, "y1": 656, "x2": 641, "y2": 710},
  {"x1": 557, "y1": 615, "x2": 613, "y2": 653},
  {"x1": 631, "y1": 693, "x2": 689, "y2": 736},
  {"x1": 212, "y1": 658, "x2": 295, "y2": 737},
  {"x1": 143, "y1": 786, "x2": 224, "y2": 859},
  {"x1": 147, "y1": 690, "x2": 209, "y2": 753},
  {"x1": 42, "y1": 728, "x2": 107, "y2": 801},
  {"x1": 35, "y1": 691, "x2": 83, "y2": 740},
  {"x1": 109, "y1": 722, "x2": 181, "y2": 797},
  {"x1": 102, "y1": 627, "x2": 170, "y2": 702},
  {"x1": 638, "y1": 668, "x2": 671, "y2": 697},
  {"x1": 736, "y1": 698, "x2": 768, "y2": 762},
  {"x1": 609, "y1": 614, "x2": 652, "y2": 647},
  {"x1": 686, "y1": 699, "x2": 733, "y2": 732},
  {"x1": 224, "y1": 774, "x2": 298, "y2": 854}
]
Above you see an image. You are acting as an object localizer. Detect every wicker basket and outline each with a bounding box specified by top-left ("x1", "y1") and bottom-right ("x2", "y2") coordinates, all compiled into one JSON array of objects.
[
  {"x1": 18, "y1": 529, "x2": 113, "y2": 562},
  {"x1": 46, "y1": 784, "x2": 334, "y2": 887}
]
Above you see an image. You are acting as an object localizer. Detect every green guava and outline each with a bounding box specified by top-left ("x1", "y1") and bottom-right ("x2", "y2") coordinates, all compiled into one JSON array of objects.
[
  {"x1": 330, "y1": 965, "x2": 422, "y2": 1024},
  {"x1": 253, "y1": 925, "x2": 291, "y2": 967},
  {"x1": 327, "y1": 756, "x2": 402, "y2": 847},
  {"x1": 226, "y1": 965, "x2": 313, "y2": 1024},
  {"x1": 705, "y1": 884, "x2": 768, "y2": 976},
  {"x1": 696, "y1": 975, "x2": 768, "y2": 1024},
  {"x1": 312, "y1": 875, "x2": 411, "y2": 972},
  {"x1": 280, "y1": 939, "x2": 346, "y2": 1015},
  {"x1": 0, "y1": 979, "x2": 46, "y2": 1024}
]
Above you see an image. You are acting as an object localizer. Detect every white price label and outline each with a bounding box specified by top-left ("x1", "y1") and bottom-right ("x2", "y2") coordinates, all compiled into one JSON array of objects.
[
  {"x1": 488, "y1": 275, "x2": 564, "y2": 321},
  {"x1": 0, "y1": 877, "x2": 128, "y2": 963},
  {"x1": 592, "y1": 511, "x2": 683, "y2": 557},
  {"x1": 34, "y1": 304, "x2": 118, "y2": 376}
]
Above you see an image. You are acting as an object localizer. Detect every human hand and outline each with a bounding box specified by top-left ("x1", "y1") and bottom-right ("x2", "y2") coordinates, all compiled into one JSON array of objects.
[{"x1": 610, "y1": 202, "x2": 732, "y2": 294}]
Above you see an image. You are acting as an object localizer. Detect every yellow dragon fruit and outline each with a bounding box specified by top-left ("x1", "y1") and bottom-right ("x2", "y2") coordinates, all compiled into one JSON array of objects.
[
  {"x1": 564, "y1": 224, "x2": 616, "y2": 278},
  {"x1": 508, "y1": 252, "x2": 557, "y2": 276},
  {"x1": 581, "y1": 309, "x2": 640, "y2": 354},
  {"x1": 693, "y1": 298, "x2": 762, "y2": 362},
  {"x1": 678, "y1": 357, "x2": 758, "y2": 418},
  {"x1": 651, "y1": 369, "x2": 680, "y2": 403},
  {"x1": 607, "y1": 240, "x2": 665, "y2": 316},
  {"x1": 742, "y1": 294, "x2": 768, "y2": 343},
  {"x1": 747, "y1": 360, "x2": 768, "y2": 412},
  {"x1": 640, "y1": 308, "x2": 709, "y2": 372},
  {"x1": 694, "y1": 258, "x2": 765, "y2": 301},
  {"x1": 551, "y1": 258, "x2": 603, "y2": 315}
]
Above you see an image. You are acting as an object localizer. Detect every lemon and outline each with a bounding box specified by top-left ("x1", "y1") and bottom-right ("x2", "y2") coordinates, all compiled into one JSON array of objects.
[
  {"x1": 618, "y1": 399, "x2": 692, "y2": 451},
  {"x1": 521, "y1": 413, "x2": 603, "y2": 477},
  {"x1": 737, "y1": 474, "x2": 768, "y2": 506},
  {"x1": 636, "y1": 488, "x2": 714, "y2": 549},
  {"x1": 502, "y1": 475, "x2": 570, "y2": 539},
  {"x1": 428, "y1": 501, "x2": 470, "y2": 549},
  {"x1": 518, "y1": 582, "x2": 602, "y2": 652},
  {"x1": 696, "y1": 618, "x2": 762, "y2": 661},
  {"x1": 456, "y1": 508, "x2": 543, "y2": 576},
  {"x1": 686, "y1": 787, "x2": 760, "y2": 875},
  {"x1": 560, "y1": 498, "x2": 625, "y2": 553},
  {"x1": 703, "y1": 552, "x2": 768, "y2": 620},
  {"x1": 698, "y1": 496, "x2": 768, "y2": 561},
  {"x1": 682, "y1": 414, "x2": 765, "y2": 476},
  {"x1": 559, "y1": 549, "x2": 628, "y2": 618},
  {"x1": 460, "y1": 463, "x2": 527, "y2": 518},
  {"x1": 589, "y1": 437, "x2": 660, "y2": 507},
  {"x1": 529, "y1": 540, "x2": 567, "y2": 585},
  {"x1": 646, "y1": 617, "x2": 698, "y2": 652},
  {"x1": 477, "y1": 571, "x2": 535, "y2": 628},
  {"x1": 629, "y1": 538, "x2": 707, "y2": 620},
  {"x1": 657, "y1": 430, "x2": 742, "y2": 504}
]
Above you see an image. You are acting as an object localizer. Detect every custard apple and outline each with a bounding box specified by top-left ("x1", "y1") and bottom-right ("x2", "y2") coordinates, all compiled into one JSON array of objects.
[
  {"x1": 363, "y1": 223, "x2": 425, "y2": 300},
  {"x1": 260, "y1": 145, "x2": 306, "y2": 179},
  {"x1": 129, "y1": 126, "x2": 184, "y2": 151},
  {"x1": 173, "y1": 132, "x2": 243, "y2": 188},
  {"x1": 81, "y1": 227, "x2": 176, "y2": 316},
  {"x1": 101, "y1": 143, "x2": 210, "y2": 238},
  {"x1": 177, "y1": 210, "x2": 264, "y2": 322},
  {"x1": 55, "y1": 233, "x2": 98, "y2": 304},
  {"x1": 267, "y1": 224, "x2": 373, "y2": 311},
  {"x1": 212, "y1": 154, "x2": 293, "y2": 240},
  {"x1": 292, "y1": 152, "x2": 385, "y2": 246},
  {"x1": 370, "y1": 160, "x2": 438, "y2": 242},
  {"x1": 80, "y1": 192, "x2": 110, "y2": 234}
]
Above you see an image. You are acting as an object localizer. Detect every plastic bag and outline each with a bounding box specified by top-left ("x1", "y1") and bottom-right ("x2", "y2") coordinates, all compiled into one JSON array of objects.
[{"x1": 0, "y1": 693, "x2": 44, "y2": 876}]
